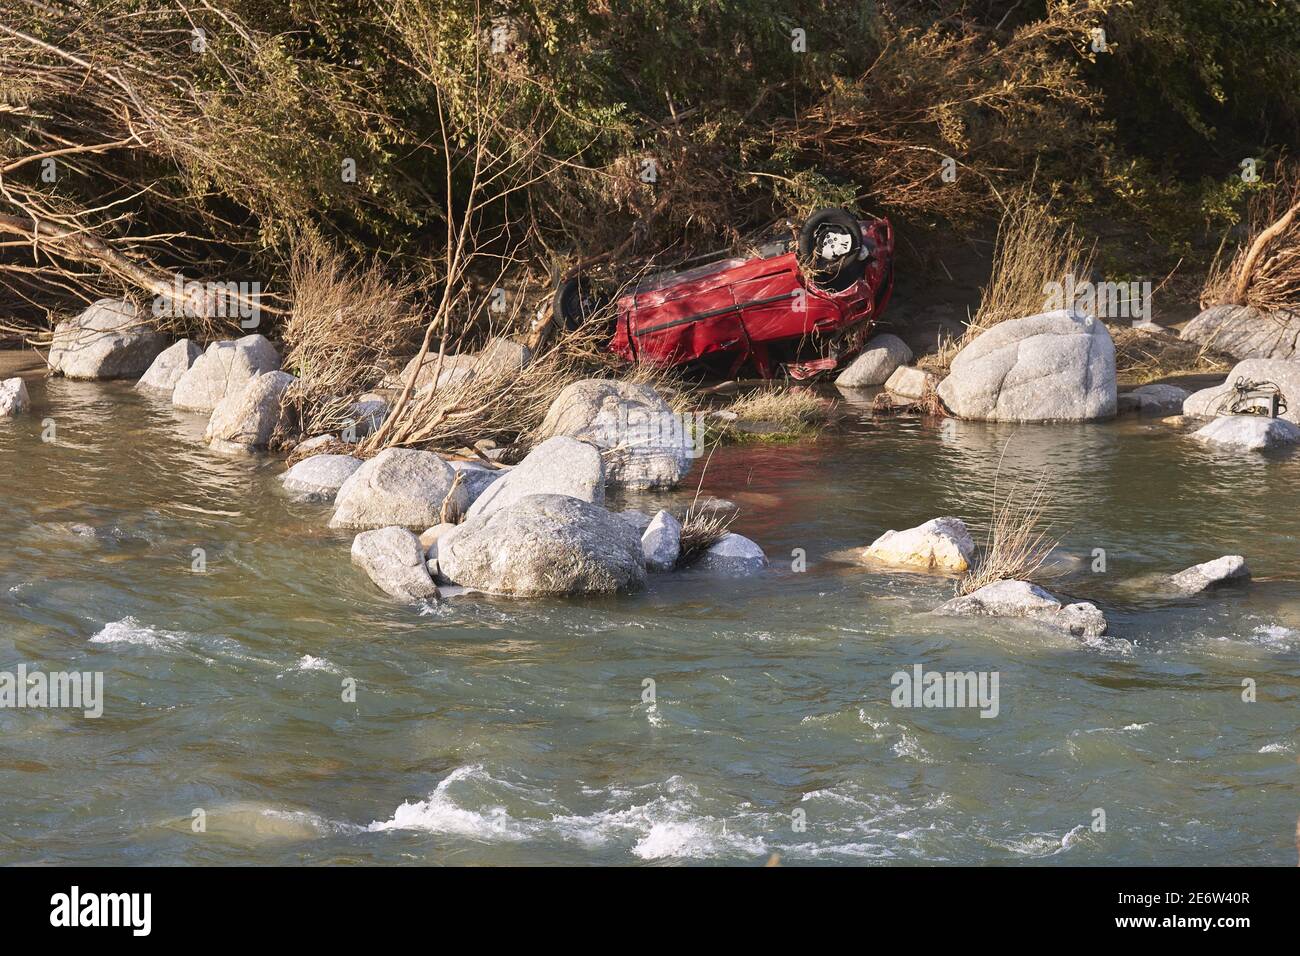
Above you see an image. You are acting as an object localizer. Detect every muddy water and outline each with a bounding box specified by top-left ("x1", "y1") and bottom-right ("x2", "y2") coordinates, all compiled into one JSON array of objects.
[{"x1": 0, "y1": 366, "x2": 1297, "y2": 865}]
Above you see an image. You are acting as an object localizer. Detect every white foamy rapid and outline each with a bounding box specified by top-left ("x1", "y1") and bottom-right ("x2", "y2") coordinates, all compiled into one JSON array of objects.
[
  {"x1": 90, "y1": 616, "x2": 191, "y2": 649},
  {"x1": 367, "y1": 766, "x2": 766, "y2": 861}
]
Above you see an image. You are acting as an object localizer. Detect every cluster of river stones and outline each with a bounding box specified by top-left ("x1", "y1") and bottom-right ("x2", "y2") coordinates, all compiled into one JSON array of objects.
[
  {"x1": 4, "y1": 298, "x2": 1286, "y2": 628},
  {"x1": 12, "y1": 298, "x2": 767, "y2": 602},
  {"x1": 828, "y1": 304, "x2": 1290, "y2": 635},
  {"x1": 837, "y1": 306, "x2": 1300, "y2": 451},
  {"x1": 857, "y1": 516, "x2": 1250, "y2": 639}
]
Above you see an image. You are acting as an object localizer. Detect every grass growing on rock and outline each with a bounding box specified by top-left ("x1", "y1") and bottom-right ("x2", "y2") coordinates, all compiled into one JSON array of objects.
[
  {"x1": 714, "y1": 387, "x2": 834, "y2": 443},
  {"x1": 280, "y1": 233, "x2": 427, "y2": 437},
  {"x1": 677, "y1": 506, "x2": 736, "y2": 568},
  {"x1": 956, "y1": 468, "x2": 1060, "y2": 597}
]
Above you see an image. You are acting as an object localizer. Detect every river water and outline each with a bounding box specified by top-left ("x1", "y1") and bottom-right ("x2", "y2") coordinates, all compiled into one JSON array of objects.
[{"x1": 1, "y1": 366, "x2": 1297, "y2": 865}]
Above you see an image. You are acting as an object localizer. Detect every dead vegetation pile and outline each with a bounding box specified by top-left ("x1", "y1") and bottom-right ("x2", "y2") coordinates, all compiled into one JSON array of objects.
[{"x1": 1109, "y1": 324, "x2": 1232, "y2": 385}]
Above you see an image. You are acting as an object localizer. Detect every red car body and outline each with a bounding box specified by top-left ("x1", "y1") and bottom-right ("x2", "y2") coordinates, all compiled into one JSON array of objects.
[{"x1": 609, "y1": 217, "x2": 894, "y2": 378}]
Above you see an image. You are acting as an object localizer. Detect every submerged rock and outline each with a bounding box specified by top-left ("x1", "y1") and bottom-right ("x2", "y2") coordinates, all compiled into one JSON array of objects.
[
  {"x1": 1180, "y1": 304, "x2": 1300, "y2": 361},
  {"x1": 642, "y1": 509, "x2": 681, "y2": 572},
  {"x1": 438, "y1": 493, "x2": 645, "y2": 596},
  {"x1": 862, "y1": 517, "x2": 975, "y2": 573},
  {"x1": 137, "y1": 339, "x2": 201, "y2": 395},
  {"x1": 331, "y1": 448, "x2": 470, "y2": 530},
  {"x1": 936, "y1": 309, "x2": 1116, "y2": 421},
  {"x1": 1167, "y1": 555, "x2": 1250, "y2": 595},
  {"x1": 49, "y1": 299, "x2": 168, "y2": 380},
  {"x1": 835, "y1": 334, "x2": 913, "y2": 387},
  {"x1": 0, "y1": 377, "x2": 30, "y2": 417},
  {"x1": 1182, "y1": 358, "x2": 1300, "y2": 425},
  {"x1": 204, "y1": 370, "x2": 296, "y2": 454},
  {"x1": 464, "y1": 435, "x2": 604, "y2": 521},
  {"x1": 693, "y1": 532, "x2": 767, "y2": 575},
  {"x1": 1190, "y1": 415, "x2": 1300, "y2": 451},
  {"x1": 351, "y1": 527, "x2": 440, "y2": 601},
  {"x1": 535, "y1": 379, "x2": 693, "y2": 489},
  {"x1": 934, "y1": 579, "x2": 1107, "y2": 638},
  {"x1": 1120, "y1": 383, "x2": 1191, "y2": 416},
  {"x1": 172, "y1": 334, "x2": 281, "y2": 412},
  {"x1": 280, "y1": 454, "x2": 363, "y2": 502}
]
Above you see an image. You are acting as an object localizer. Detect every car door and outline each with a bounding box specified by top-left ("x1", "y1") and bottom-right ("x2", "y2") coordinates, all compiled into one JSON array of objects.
[{"x1": 629, "y1": 262, "x2": 747, "y2": 365}]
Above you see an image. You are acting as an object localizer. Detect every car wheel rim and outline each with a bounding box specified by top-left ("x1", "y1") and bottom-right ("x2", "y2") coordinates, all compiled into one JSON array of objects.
[{"x1": 814, "y1": 224, "x2": 855, "y2": 263}]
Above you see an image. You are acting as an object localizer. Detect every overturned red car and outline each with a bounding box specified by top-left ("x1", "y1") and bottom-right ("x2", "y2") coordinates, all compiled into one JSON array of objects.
[{"x1": 555, "y1": 208, "x2": 894, "y2": 379}]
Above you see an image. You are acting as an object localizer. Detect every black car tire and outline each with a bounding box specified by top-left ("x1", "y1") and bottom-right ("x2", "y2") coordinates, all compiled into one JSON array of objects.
[
  {"x1": 552, "y1": 275, "x2": 604, "y2": 331},
  {"x1": 798, "y1": 207, "x2": 867, "y2": 292}
]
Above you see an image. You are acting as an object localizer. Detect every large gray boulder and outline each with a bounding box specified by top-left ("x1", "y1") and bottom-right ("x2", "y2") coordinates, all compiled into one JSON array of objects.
[
  {"x1": 693, "y1": 532, "x2": 767, "y2": 575},
  {"x1": 934, "y1": 579, "x2": 1107, "y2": 638},
  {"x1": 351, "y1": 527, "x2": 440, "y2": 601},
  {"x1": 438, "y1": 494, "x2": 646, "y2": 596},
  {"x1": 618, "y1": 510, "x2": 654, "y2": 535},
  {"x1": 172, "y1": 334, "x2": 280, "y2": 412},
  {"x1": 1166, "y1": 555, "x2": 1250, "y2": 595},
  {"x1": 835, "y1": 333, "x2": 913, "y2": 387},
  {"x1": 49, "y1": 299, "x2": 168, "y2": 380},
  {"x1": 936, "y1": 309, "x2": 1116, "y2": 421},
  {"x1": 1182, "y1": 358, "x2": 1300, "y2": 425},
  {"x1": 136, "y1": 339, "x2": 201, "y2": 395},
  {"x1": 204, "y1": 370, "x2": 296, "y2": 454},
  {"x1": 0, "y1": 377, "x2": 30, "y2": 417},
  {"x1": 1180, "y1": 304, "x2": 1300, "y2": 361},
  {"x1": 534, "y1": 379, "x2": 692, "y2": 489},
  {"x1": 330, "y1": 448, "x2": 469, "y2": 529},
  {"x1": 463, "y1": 435, "x2": 603, "y2": 521},
  {"x1": 1191, "y1": 415, "x2": 1300, "y2": 451},
  {"x1": 281, "y1": 454, "x2": 364, "y2": 502}
]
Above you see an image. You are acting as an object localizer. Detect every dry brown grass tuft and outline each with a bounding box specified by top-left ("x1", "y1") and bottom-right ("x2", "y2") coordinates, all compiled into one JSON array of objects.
[
  {"x1": 970, "y1": 189, "x2": 1096, "y2": 335},
  {"x1": 677, "y1": 504, "x2": 736, "y2": 567},
  {"x1": 924, "y1": 189, "x2": 1095, "y2": 376},
  {"x1": 956, "y1": 464, "x2": 1060, "y2": 597},
  {"x1": 1202, "y1": 163, "x2": 1300, "y2": 312},
  {"x1": 1109, "y1": 323, "x2": 1231, "y2": 384},
  {"x1": 719, "y1": 386, "x2": 831, "y2": 440},
  {"x1": 280, "y1": 233, "x2": 425, "y2": 436}
]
